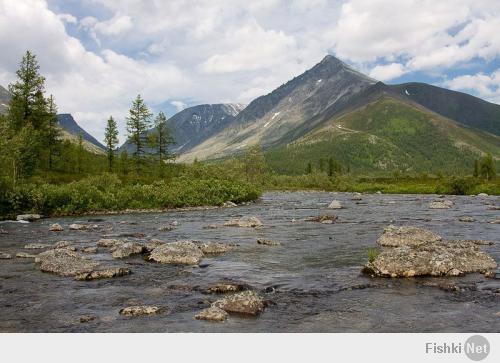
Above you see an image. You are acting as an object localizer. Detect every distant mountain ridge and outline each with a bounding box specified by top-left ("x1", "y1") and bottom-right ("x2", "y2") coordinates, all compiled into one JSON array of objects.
[
  {"x1": 56, "y1": 114, "x2": 105, "y2": 150},
  {"x1": 119, "y1": 103, "x2": 245, "y2": 154}
]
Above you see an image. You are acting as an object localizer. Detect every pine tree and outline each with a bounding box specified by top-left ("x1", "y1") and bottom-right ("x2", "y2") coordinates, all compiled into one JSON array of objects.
[
  {"x1": 126, "y1": 94, "x2": 152, "y2": 172},
  {"x1": 46, "y1": 95, "x2": 61, "y2": 170},
  {"x1": 149, "y1": 111, "x2": 175, "y2": 166},
  {"x1": 104, "y1": 116, "x2": 119, "y2": 171}
]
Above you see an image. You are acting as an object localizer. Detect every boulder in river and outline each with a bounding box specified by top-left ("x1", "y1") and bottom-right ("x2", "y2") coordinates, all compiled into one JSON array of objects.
[
  {"x1": 0, "y1": 252, "x2": 13, "y2": 259},
  {"x1": 428, "y1": 200, "x2": 453, "y2": 209},
  {"x1": 212, "y1": 291, "x2": 265, "y2": 316},
  {"x1": 75, "y1": 267, "x2": 131, "y2": 281},
  {"x1": 364, "y1": 227, "x2": 497, "y2": 277},
  {"x1": 196, "y1": 242, "x2": 233, "y2": 255},
  {"x1": 223, "y1": 201, "x2": 237, "y2": 208},
  {"x1": 377, "y1": 225, "x2": 442, "y2": 247},
  {"x1": 111, "y1": 242, "x2": 145, "y2": 259},
  {"x1": 148, "y1": 241, "x2": 204, "y2": 265},
  {"x1": 158, "y1": 225, "x2": 174, "y2": 232},
  {"x1": 24, "y1": 243, "x2": 51, "y2": 249},
  {"x1": 205, "y1": 283, "x2": 248, "y2": 294},
  {"x1": 49, "y1": 223, "x2": 64, "y2": 232},
  {"x1": 327, "y1": 200, "x2": 343, "y2": 209},
  {"x1": 144, "y1": 239, "x2": 165, "y2": 252},
  {"x1": 119, "y1": 306, "x2": 162, "y2": 316},
  {"x1": 306, "y1": 215, "x2": 338, "y2": 223},
  {"x1": 195, "y1": 306, "x2": 228, "y2": 321},
  {"x1": 16, "y1": 252, "x2": 37, "y2": 258},
  {"x1": 82, "y1": 246, "x2": 98, "y2": 253},
  {"x1": 257, "y1": 239, "x2": 282, "y2": 246},
  {"x1": 79, "y1": 315, "x2": 96, "y2": 323},
  {"x1": 459, "y1": 216, "x2": 476, "y2": 223},
  {"x1": 69, "y1": 223, "x2": 97, "y2": 231},
  {"x1": 224, "y1": 216, "x2": 262, "y2": 228},
  {"x1": 35, "y1": 249, "x2": 99, "y2": 277},
  {"x1": 97, "y1": 238, "x2": 125, "y2": 247},
  {"x1": 477, "y1": 193, "x2": 489, "y2": 197},
  {"x1": 490, "y1": 219, "x2": 500, "y2": 224},
  {"x1": 53, "y1": 240, "x2": 71, "y2": 249},
  {"x1": 16, "y1": 214, "x2": 41, "y2": 222}
]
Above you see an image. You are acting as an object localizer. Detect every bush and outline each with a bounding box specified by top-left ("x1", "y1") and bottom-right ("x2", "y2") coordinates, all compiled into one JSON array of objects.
[{"x1": 436, "y1": 177, "x2": 479, "y2": 195}]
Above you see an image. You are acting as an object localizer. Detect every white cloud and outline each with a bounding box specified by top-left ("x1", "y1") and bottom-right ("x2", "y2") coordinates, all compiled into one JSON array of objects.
[
  {"x1": 57, "y1": 13, "x2": 77, "y2": 24},
  {"x1": 171, "y1": 101, "x2": 186, "y2": 112},
  {"x1": 369, "y1": 63, "x2": 406, "y2": 81},
  {"x1": 444, "y1": 70, "x2": 500, "y2": 104}
]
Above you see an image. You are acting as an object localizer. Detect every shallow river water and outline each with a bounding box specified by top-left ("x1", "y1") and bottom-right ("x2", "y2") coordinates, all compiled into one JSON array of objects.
[{"x1": 0, "y1": 191, "x2": 499, "y2": 332}]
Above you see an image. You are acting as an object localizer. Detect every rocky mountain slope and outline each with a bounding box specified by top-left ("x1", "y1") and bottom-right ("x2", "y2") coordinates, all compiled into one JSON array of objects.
[
  {"x1": 56, "y1": 114, "x2": 105, "y2": 150},
  {"x1": 119, "y1": 103, "x2": 245, "y2": 155}
]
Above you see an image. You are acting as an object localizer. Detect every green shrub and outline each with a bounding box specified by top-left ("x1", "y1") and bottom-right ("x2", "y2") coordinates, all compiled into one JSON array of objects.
[{"x1": 367, "y1": 248, "x2": 380, "y2": 263}]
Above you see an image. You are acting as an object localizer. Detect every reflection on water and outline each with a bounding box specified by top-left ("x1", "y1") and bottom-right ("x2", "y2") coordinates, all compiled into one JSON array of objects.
[{"x1": 0, "y1": 192, "x2": 499, "y2": 332}]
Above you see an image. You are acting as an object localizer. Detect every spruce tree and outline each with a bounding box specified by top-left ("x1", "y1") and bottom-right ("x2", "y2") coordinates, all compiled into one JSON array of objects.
[
  {"x1": 149, "y1": 112, "x2": 175, "y2": 166},
  {"x1": 104, "y1": 116, "x2": 119, "y2": 171},
  {"x1": 46, "y1": 95, "x2": 61, "y2": 170},
  {"x1": 126, "y1": 94, "x2": 152, "y2": 172}
]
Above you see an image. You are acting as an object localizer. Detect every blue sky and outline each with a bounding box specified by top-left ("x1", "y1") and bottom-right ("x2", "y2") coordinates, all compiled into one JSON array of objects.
[{"x1": 1, "y1": 0, "x2": 499, "y2": 142}]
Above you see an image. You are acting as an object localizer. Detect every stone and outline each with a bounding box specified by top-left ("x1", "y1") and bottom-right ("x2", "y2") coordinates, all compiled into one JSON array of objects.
[
  {"x1": 148, "y1": 241, "x2": 204, "y2": 265},
  {"x1": 0, "y1": 252, "x2": 13, "y2": 259},
  {"x1": 429, "y1": 201, "x2": 452, "y2": 209},
  {"x1": 16, "y1": 214, "x2": 41, "y2": 222},
  {"x1": 79, "y1": 315, "x2": 96, "y2": 323},
  {"x1": 376, "y1": 191, "x2": 382, "y2": 194},
  {"x1": 35, "y1": 249, "x2": 99, "y2": 277},
  {"x1": 490, "y1": 219, "x2": 500, "y2": 224},
  {"x1": 196, "y1": 242, "x2": 233, "y2": 255},
  {"x1": 195, "y1": 307, "x2": 228, "y2": 321},
  {"x1": 119, "y1": 306, "x2": 161, "y2": 316},
  {"x1": 203, "y1": 224, "x2": 218, "y2": 229},
  {"x1": 377, "y1": 225, "x2": 442, "y2": 247},
  {"x1": 16, "y1": 252, "x2": 37, "y2": 258},
  {"x1": 53, "y1": 240, "x2": 70, "y2": 249},
  {"x1": 24, "y1": 243, "x2": 51, "y2": 249},
  {"x1": 97, "y1": 238, "x2": 125, "y2": 247},
  {"x1": 477, "y1": 193, "x2": 489, "y2": 197},
  {"x1": 111, "y1": 242, "x2": 145, "y2": 259},
  {"x1": 75, "y1": 267, "x2": 131, "y2": 281},
  {"x1": 459, "y1": 216, "x2": 476, "y2": 222},
  {"x1": 327, "y1": 200, "x2": 343, "y2": 209},
  {"x1": 170, "y1": 221, "x2": 179, "y2": 226},
  {"x1": 364, "y1": 240, "x2": 497, "y2": 278},
  {"x1": 224, "y1": 216, "x2": 262, "y2": 228},
  {"x1": 144, "y1": 239, "x2": 165, "y2": 252},
  {"x1": 213, "y1": 291, "x2": 265, "y2": 316},
  {"x1": 158, "y1": 225, "x2": 174, "y2": 232},
  {"x1": 206, "y1": 283, "x2": 247, "y2": 294},
  {"x1": 306, "y1": 215, "x2": 338, "y2": 223},
  {"x1": 257, "y1": 239, "x2": 282, "y2": 246},
  {"x1": 351, "y1": 195, "x2": 362, "y2": 201},
  {"x1": 69, "y1": 223, "x2": 96, "y2": 230},
  {"x1": 223, "y1": 201, "x2": 237, "y2": 208},
  {"x1": 49, "y1": 223, "x2": 64, "y2": 232},
  {"x1": 82, "y1": 246, "x2": 98, "y2": 253},
  {"x1": 488, "y1": 206, "x2": 500, "y2": 210}
]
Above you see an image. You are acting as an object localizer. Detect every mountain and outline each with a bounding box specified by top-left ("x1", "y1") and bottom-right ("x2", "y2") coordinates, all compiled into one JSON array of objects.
[
  {"x1": 0, "y1": 85, "x2": 10, "y2": 114},
  {"x1": 266, "y1": 95, "x2": 500, "y2": 175},
  {"x1": 179, "y1": 55, "x2": 377, "y2": 161},
  {"x1": 56, "y1": 114, "x2": 105, "y2": 150},
  {"x1": 119, "y1": 103, "x2": 245, "y2": 154}
]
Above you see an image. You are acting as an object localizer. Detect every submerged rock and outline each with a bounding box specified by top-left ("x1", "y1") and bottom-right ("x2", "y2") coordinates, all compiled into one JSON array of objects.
[
  {"x1": 144, "y1": 239, "x2": 165, "y2": 252},
  {"x1": 79, "y1": 315, "x2": 96, "y2": 323},
  {"x1": 16, "y1": 214, "x2": 41, "y2": 222},
  {"x1": 53, "y1": 240, "x2": 71, "y2": 249},
  {"x1": 195, "y1": 307, "x2": 228, "y2": 322},
  {"x1": 327, "y1": 200, "x2": 343, "y2": 209},
  {"x1": 205, "y1": 283, "x2": 247, "y2": 294},
  {"x1": 364, "y1": 239, "x2": 497, "y2": 278},
  {"x1": 111, "y1": 242, "x2": 145, "y2": 259},
  {"x1": 224, "y1": 216, "x2": 262, "y2": 228},
  {"x1": 75, "y1": 267, "x2": 131, "y2": 281},
  {"x1": 82, "y1": 246, "x2": 98, "y2": 253},
  {"x1": 119, "y1": 306, "x2": 162, "y2": 316},
  {"x1": 213, "y1": 291, "x2": 265, "y2": 316},
  {"x1": 0, "y1": 252, "x2": 13, "y2": 259},
  {"x1": 35, "y1": 249, "x2": 99, "y2": 277},
  {"x1": 148, "y1": 241, "x2": 204, "y2": 265},
  {"x1": 158, "y1": 225, "x2": 174, "y2": 232},
  {"x1": 459, "y1": 216, "x2": 476, "y2": 222},
  {"x1": 429, "y1": 200, "x2": 453, "y2": 209},
  {"x1": 24, "y1": 243, "x2": 51, "y2": 249},
  {"x1": 49, "y1": 223, "x2": 64, "y2": 232},
  {"x1": 97, "y1": 238, "x2": 124, "y2": 247},
  {"x1": 377, "y1": 225, "x2": 442, "y2": 247},
  {"x1": 16, "y1": 252, "x2": 37, "y2": 258},
  {"x1": 196, "y1": 242, "x2": 233, "y2": 255},
  {"x1": 69, "y1": 223, "x2": 96, "y2": 231},
  {"x1": 306, "y1": 215, "x2": 338, "y2": 223},
  {"x1": 257, "y1": 239, "x2": 282, "y2": 246}
]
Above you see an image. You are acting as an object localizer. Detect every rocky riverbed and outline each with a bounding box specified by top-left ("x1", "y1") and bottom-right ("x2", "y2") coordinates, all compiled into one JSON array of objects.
[{"x1": 0, "y1": 192, "x2": 499, "y2": 332}]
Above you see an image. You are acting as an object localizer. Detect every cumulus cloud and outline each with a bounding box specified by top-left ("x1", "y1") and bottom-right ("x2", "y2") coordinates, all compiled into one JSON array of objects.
[
  {"x1": 369, "y1": 63, "x2": 406, "y2": 81},
  {"x1": 171, "y1": 101, "x2": 187, "y2": 112},
  {"x1": 444, "y1": 70, "x2": 500, "y2": 104}
]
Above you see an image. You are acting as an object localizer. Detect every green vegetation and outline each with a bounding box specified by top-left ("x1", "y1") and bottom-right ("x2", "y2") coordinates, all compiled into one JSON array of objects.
[
  {"x1": 367, "y1": 248, "x2": 380, "y2": 263},
  {"x1": 104, "y1": 116, "x2": 119, "y2": 171}
]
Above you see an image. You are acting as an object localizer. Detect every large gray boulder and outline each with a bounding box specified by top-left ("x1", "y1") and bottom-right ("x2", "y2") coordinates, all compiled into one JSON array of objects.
[
  {"x1": 195, "y1": 306, "x2": 228, "y2": 321},
  {"x1": 111, "y1": 242, "x2": 145, "y2": 259},
  {"x1": 377, "y1": 225, "x2": 442, "y2": 247},
  {"x1": 148, "y1": 241, "x2": 204, "y2": 265},
  {"x1": 224, "y1": 216, "x2": 262, "y2": 228},
  {"x1": 16, "y1": 214, "x2": 41, "y2": 222},
  {"x1": 212, "y1": 291, "x2": 265, "y2": 316},
  {"x1": 35, "y1": 249, "x2": 99, "y2": 276}
]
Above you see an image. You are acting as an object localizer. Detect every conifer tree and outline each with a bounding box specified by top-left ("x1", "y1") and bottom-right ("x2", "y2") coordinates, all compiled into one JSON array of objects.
[
  {"x1": 126, "y1": 94, "x2": 152, "y2": 172},
  {"x1": 46, "y1": 95, "x2": 61, "y2": 170},
  {"x1": 149, "y1": 111, "x2": 175, "y2": 166},
  {"x1": 104, "y1": 116, "x2": 119, "y2": 171}
]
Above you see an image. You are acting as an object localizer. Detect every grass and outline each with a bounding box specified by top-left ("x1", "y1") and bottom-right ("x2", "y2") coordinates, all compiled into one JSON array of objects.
[{"x1": 367, "y1": 248, "x2": 380, "y2": 263}]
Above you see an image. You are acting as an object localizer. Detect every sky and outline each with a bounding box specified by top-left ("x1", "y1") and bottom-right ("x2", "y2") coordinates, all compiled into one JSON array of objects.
[{"x1": 1, "y1": 0, "x2": 500, "y2": 143}]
